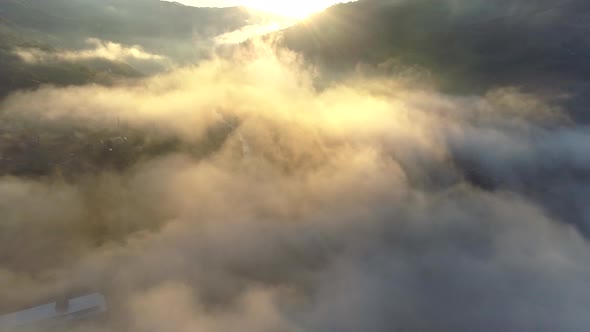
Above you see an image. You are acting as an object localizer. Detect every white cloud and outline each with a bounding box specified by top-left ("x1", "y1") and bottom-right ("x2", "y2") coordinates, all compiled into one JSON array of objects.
[
  {"x1": 215, "y1": 23, "x2": 285, "y2": 44},
  {"x1": 14, "y1": 38, "x2": 167, "y2": 64},
  {"x1": 1, "y1": 42, "x2": 589, "y2": 332}
]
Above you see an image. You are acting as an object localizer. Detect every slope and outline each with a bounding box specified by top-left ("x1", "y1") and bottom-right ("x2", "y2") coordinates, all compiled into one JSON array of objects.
[{"x1": 279, "y1": 0, "x2": 590, "y2": 94}]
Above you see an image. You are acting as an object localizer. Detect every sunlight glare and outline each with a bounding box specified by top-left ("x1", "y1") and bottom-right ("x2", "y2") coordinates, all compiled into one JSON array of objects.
[{"x1": 244, "y1": 0, "x2": 353, "y2": 19}]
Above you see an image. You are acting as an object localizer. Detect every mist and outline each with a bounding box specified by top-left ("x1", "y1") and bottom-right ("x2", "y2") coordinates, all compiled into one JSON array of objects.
[{"x1": 0, "y1": 30, "x2": 589, "y2": 332}]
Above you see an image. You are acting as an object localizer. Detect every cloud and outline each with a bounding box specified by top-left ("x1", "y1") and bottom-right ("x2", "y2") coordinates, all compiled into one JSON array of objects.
[
  {"x1": 13, "y1": 38, "x2": 168, "y2": 64},
  {"x1": 0, "y1": 41, "x2": 589, "y2": 332},
  {"x1": 215, "y1": 23, "x2": 286, "y2": 44}
]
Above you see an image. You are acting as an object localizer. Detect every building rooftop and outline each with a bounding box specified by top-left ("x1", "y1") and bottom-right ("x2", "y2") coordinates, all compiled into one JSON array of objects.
[{"x1": 0, "y1": 293, "x2": 107, "y2": 329}]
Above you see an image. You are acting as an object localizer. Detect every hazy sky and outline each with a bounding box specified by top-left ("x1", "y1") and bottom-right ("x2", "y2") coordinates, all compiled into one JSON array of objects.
[
  {"x1": 173, "y1": 0, "x2": 355, "y2": 17},
  {"x1": 173, "y1": 0, "x2": 243, "y2": 6},
  {"x1": 173, "y1": 0, "x2": 354, "y2": 9}
]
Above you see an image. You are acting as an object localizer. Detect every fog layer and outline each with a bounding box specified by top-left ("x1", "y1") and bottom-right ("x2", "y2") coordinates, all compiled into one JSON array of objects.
[{"x1": 0, "y1": 38, "x2": 589, "y2": 332}]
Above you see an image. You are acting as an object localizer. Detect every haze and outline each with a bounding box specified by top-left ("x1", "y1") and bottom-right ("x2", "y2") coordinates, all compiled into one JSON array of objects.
[{"x1": 173, "y1": 0, "x2": 357, "y2": 18}]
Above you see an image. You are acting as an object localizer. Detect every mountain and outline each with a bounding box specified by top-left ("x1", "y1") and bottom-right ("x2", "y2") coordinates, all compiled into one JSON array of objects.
[
  {"x1": 0, "y1": 0, "x2": 260, "y2": 62},
  {"x1": 0, "y1": 20, "x2": 142, "y2": 98},
  {"x1": 279, "y1": 0, "x2": 590, "y2": 97},
  {"x1": 0, "y1": 0, "x2": 278, "y2": 97}
]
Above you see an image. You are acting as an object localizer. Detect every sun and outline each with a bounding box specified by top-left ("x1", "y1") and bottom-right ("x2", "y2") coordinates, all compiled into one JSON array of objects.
[{"x1": 244, "y1": 0, "x2": 351, "y2": 19}]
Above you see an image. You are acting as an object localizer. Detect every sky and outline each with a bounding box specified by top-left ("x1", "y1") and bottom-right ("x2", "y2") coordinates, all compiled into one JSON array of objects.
[
  {"x1": 174, "y1": 0, "x2": 356, "y2": 18},
  {"x1": 173, "y1": 0, "x2": 245, "y2": 6}
]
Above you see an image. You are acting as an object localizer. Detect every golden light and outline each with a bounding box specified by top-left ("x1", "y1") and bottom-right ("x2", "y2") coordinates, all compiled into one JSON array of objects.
[{"x1": 243, "y1": 0, "x2": 353, "y2": 19}]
